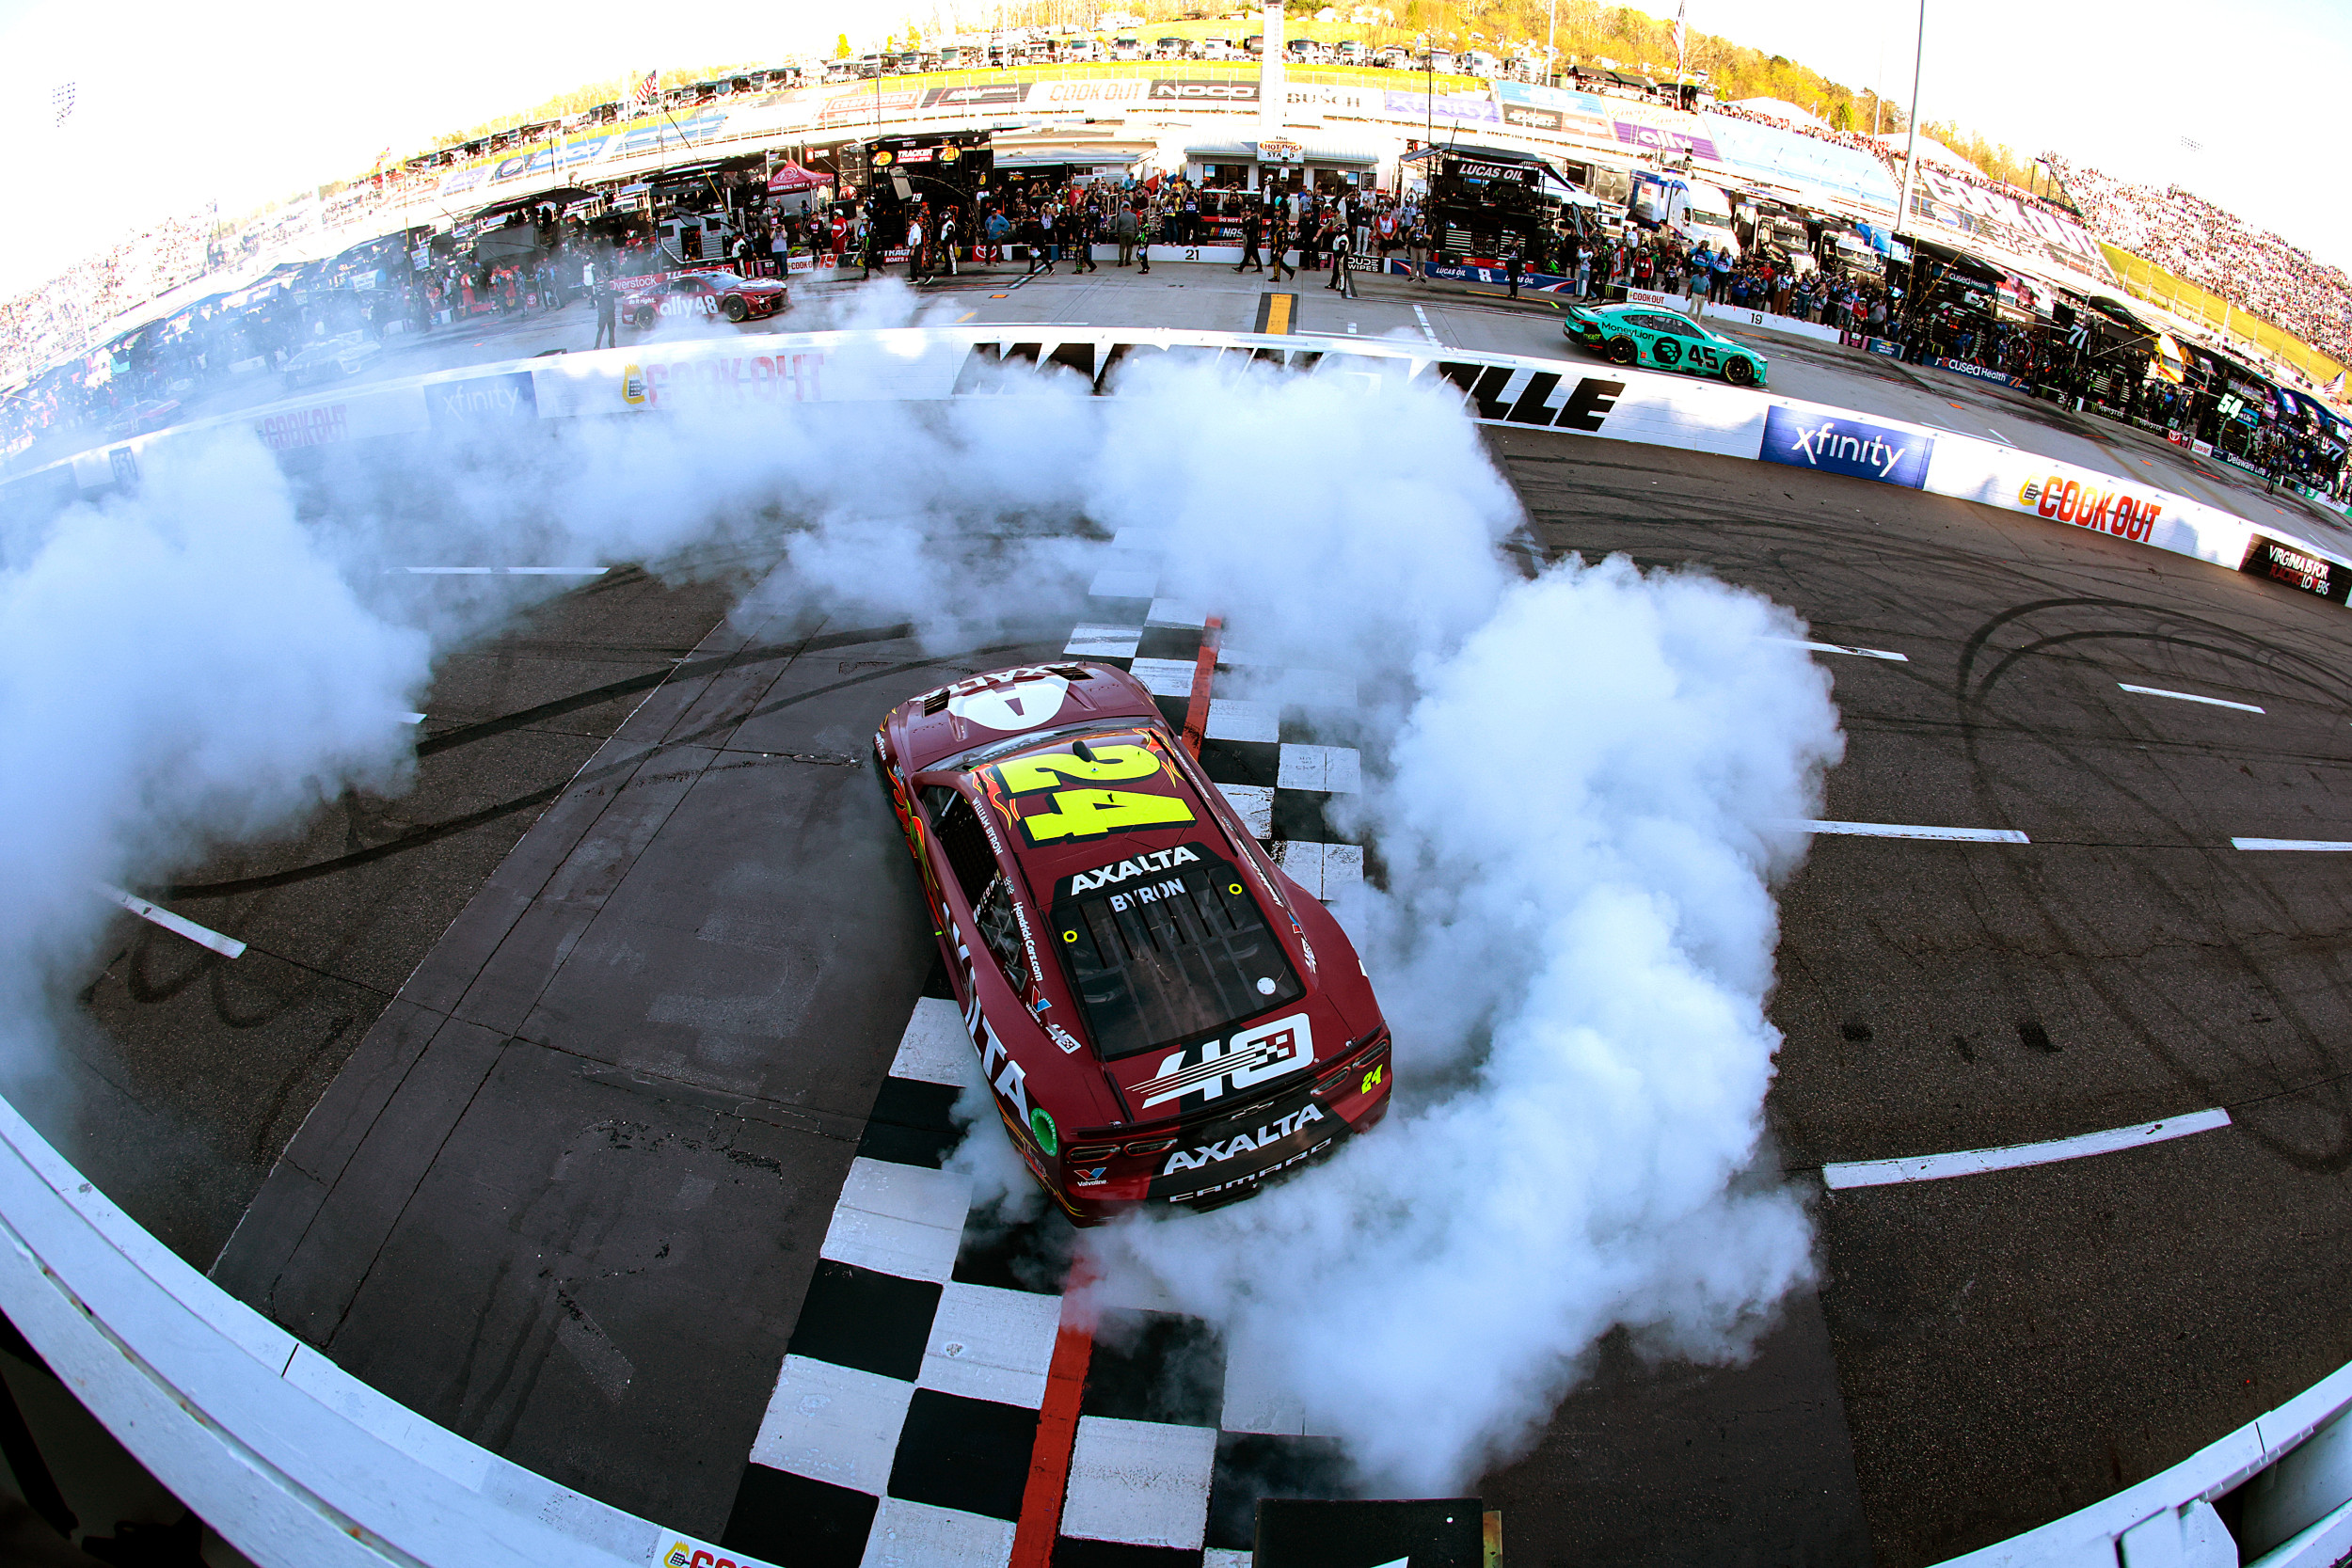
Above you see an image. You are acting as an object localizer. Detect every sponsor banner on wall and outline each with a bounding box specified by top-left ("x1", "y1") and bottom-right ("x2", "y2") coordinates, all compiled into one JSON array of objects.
[
  {"x1": 923, "y1": 83, "x2": 1031, "y2": 108},
  {"x1": 820, "y1": 89, "x2": 921, "y2": 119},
  {"x1": 1026, "y1": 78, "x2": 1153, "y2": 106},
  {"x1": 2240, "y1": 534, "x2": 2349, "y2": 600},
  {"x1": 1934, "y1": 356, "x2": 2033, "y2": 391},
  {"x1": 1150, "y1": 78, "x2": 1259, "y2": 104},
  {"x1": 1388, "y1": 259, "x2": 1579, "y2": 292},
  {"x1": 1613, "y1": 120, "x2": 1718, "y2": 161},
  {"x1": 435, "y1": 113, "x2": 730, "y2": 199},
  {"x1": 2010, "y1": 469, "x2": 2170, "y2": 544},
  {"x1": 255, "y1": 404, "x2": 349, "y2": 451},
  {"x1": 1384, "y1": 90, "x2": 1498, "y2": 123},
  {"x1": 1493, "y1": 81, "x2": 1613, "y2": 130},
  {"x1": 424, "y1": 371, "x2": 537, "y2": 427},
  {"x1": 1761, "y1": 404, "x2": 1933, "y2": 488}
]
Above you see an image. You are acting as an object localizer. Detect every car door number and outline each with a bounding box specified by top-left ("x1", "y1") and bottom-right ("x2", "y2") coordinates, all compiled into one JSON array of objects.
[{"x1": 989, "y1": 743, "x2": 1197, "y2": 846}]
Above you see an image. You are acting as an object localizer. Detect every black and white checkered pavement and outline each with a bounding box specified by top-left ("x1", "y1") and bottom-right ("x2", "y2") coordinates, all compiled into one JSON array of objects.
[
  {"x1": 1067, "y1": 528, "x2": 1367, "y2": 900},
  {"x1": 717, "y1": 547, "x2": 1366, "y2": 1567}
]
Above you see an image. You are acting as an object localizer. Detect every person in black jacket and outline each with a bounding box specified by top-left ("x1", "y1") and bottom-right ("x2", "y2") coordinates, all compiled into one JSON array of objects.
[{"x1": 1235, "y1": 204, "x2": 1264, "y2": 273}]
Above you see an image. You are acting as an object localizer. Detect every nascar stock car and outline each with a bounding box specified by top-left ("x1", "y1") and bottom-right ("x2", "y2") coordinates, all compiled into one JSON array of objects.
[
  {"x1": 874, "y1": 661, "x2": 1392, "y2": 1223},
  {"x1": 619, "y1": 269, "x2": 789, "y2": 328},
  {"x1": 1564, "y1": 302, "x2": 1770, "y2": 388}
]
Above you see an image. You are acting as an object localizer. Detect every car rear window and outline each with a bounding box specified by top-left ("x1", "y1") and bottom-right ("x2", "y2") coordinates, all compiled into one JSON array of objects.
[{"x1": 1050, "y1": 845, "x2": 1304, "y2": 1061}]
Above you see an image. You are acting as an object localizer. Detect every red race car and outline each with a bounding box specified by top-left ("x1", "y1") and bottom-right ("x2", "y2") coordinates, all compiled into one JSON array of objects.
[
  {"x1": 618, "y1": 269, "x2": 788, "y2": 327},
  {"x1": 875, "y1": 662, "x2": 1392, "y2": 1224}
]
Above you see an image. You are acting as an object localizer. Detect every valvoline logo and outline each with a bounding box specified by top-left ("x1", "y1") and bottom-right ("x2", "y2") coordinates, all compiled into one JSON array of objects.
[{"x1": 1760, "y1": 404, "x2": 1933, "y2": 489}]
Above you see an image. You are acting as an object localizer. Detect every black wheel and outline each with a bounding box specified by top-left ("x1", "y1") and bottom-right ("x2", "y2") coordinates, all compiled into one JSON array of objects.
[
  {"x1": 1605, "y1": 335, "x2": 1639, "y2": 366},
  {"x1": 1724, "y1": 356, "x2": 1757, "y2": 387},
  {"x1": 631, "y1": 308, "x2": 655, "y2": 328},
  {"x1": 723, "y1": 295, "x2": 748, "y2": 323}
]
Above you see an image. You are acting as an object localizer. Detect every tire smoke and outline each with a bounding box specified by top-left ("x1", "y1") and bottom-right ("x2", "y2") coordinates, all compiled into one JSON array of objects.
[{"x1": 0, "y1": 324, "x2": 1840, "y2": 1495}]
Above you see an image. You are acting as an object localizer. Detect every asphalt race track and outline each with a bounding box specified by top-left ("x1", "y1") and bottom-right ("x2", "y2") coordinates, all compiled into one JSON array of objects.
[{"x1": 34, "y1": 266, "x2": 2352, "y2": 1567}]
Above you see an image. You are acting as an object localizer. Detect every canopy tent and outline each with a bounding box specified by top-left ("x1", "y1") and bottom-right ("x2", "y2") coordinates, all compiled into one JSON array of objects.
[
  {"x1": 465, "y1": 187, "x2": 598, "y2": 225},
  {"x1": 767, "y1": 162, "x2": 827, "y2": 193}
]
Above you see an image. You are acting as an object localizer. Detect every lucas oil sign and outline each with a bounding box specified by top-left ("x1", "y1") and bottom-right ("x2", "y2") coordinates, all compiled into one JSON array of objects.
[{"x1": 1760, "y1": 405, "x2": 1933, "y2": 489}]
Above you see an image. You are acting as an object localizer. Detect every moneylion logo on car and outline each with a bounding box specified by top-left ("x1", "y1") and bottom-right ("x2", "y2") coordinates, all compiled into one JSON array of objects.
[{"x1": 1760, "y1": 404, "x2": 1932, "y2": 489}]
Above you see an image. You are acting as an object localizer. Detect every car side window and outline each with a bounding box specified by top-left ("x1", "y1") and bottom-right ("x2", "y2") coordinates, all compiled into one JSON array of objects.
[
  {"x1": 930, "y1": 791, "x2": 1000, "y2": 908},
  {"x1": 974, "y1": 875, "x2": 1031, "y2": 992}
]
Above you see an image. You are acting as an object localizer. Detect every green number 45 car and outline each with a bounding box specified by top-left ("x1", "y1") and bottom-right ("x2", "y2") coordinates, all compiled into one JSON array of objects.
[{"x1": 1564, "y1": 303, "x2": 1769, "y2": 388}]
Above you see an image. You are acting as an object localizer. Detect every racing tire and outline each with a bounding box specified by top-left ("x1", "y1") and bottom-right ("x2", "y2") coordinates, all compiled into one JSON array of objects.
[
  {"x1": 631, "y1": 308, "x2": 656, "y2": 329},
  {"x1": 1605, "y1": 336, "x2": 1639, "y2": 367},
  {"x1": 723, "y1": 296, "x2": 748, "y2": 323},
  {"x1": 1724, "y1": 356, "x2": 1757, "y2": 387}
]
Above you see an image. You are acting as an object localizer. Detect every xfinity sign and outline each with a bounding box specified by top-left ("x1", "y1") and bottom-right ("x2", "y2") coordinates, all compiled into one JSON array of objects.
[{"x1": 1761, "y1": 405, "x2": 1932, "y2": 489}]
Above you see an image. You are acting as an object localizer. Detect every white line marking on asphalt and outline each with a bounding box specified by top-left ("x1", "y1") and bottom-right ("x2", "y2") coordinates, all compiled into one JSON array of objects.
[
  {"x1": 2233, "y1": 838, "x2": 2352, "y2": 851},
  {"x1": 1796, "y1": 820, "x2": 2031, "y2": 843},
  {"x1": 1984, "y1": 426, "x2": 2014, "y2": 446},
  {"x1": 1411, "y1": 304, "x2": 1439, "y2": 344},
  {"x1": 1822, "y1": 1107, "x2": 2232, "y2": 1189},
  {"x1": 397, "y1": 566, "x2": 611, "y2": 576},
  {"x1": 1773, "y1": 637, "x2": 1909, "y2": 661},
  {"x1": 97, "y1": 884, "x2": 246, "y2": 958},
  {"x1": 1346, "y1": 323, "x2": 1359, "y2": 334},
  {"x1": 400, "y1": 712, "x2": 427, "y2": 724},
  {"x1": 2120, "y1": 683, "x2": 2265, "y2": 714}
]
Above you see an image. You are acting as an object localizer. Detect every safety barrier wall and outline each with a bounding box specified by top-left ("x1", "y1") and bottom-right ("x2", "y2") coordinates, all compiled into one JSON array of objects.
[{"x1": 8, "y1": 325, "x2": 2352, "y2": 1568}]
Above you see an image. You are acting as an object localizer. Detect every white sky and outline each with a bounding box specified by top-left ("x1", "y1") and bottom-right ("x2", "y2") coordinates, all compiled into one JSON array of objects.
[{"x1": 0, "y1": 0, "x2": 2344, "y2": 299}]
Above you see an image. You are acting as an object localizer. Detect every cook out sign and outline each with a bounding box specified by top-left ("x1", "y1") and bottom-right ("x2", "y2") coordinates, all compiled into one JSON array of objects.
[
  {"x1": 621, "y1": 353, "x2": 824, "y2": 407},
  {"x1": 2016, "y1": 472, "x2": 2162, "y2": 542}
]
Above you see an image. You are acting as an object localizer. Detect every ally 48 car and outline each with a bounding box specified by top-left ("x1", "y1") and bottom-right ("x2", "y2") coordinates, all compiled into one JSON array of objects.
[{"x1": 874, "y1": 661, "x2": 1392, "y2": 1223}]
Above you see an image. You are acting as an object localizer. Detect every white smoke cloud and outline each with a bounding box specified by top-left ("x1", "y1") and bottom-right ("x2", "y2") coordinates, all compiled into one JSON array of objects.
[
  {"x1": 0, "y1": 436, "x2": 429, "y2": 1092},
  {"x1": 1085, "y1": 554, "x2": 1842, "y2": 1493},
  {"x1": 0, "y1": 316, "x2": 1842, "y2": 1497}
]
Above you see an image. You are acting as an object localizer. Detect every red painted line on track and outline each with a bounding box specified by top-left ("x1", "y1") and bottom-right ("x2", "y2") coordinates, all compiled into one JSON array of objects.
[
  {"x1": 1010, "y1": 1274, "x2": 1097, "y2": 1568},
  {"x1": 1181, "y1": 616, "x2": 1225, "y2": 758}
]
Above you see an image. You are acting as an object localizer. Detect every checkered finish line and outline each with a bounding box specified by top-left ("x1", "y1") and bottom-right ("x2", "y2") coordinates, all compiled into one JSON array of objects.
[
  {"x1": 720, "y1": 1000, "x2": 1352, "y2": 1568},
  {"x1": 720, "y1": 569, "x2": 1367, "y2": 1568}
]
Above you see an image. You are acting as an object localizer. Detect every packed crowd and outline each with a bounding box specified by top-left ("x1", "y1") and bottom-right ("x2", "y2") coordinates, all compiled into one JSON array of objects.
[
  {"x1": 0, "y1": 214, "x2": 223, "y2": 387},
  {"x1": 2047, "y1": 155, "x2": 2352, "y2": 367},
  {"x1": 1708, "y1": 102, "x2": 1899, "y2": 171}
]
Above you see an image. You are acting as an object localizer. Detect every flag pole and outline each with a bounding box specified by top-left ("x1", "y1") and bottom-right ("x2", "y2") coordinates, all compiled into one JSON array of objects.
[{"x1": 1895, "y1": 0, "x2": 1925, "y2": 247}]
